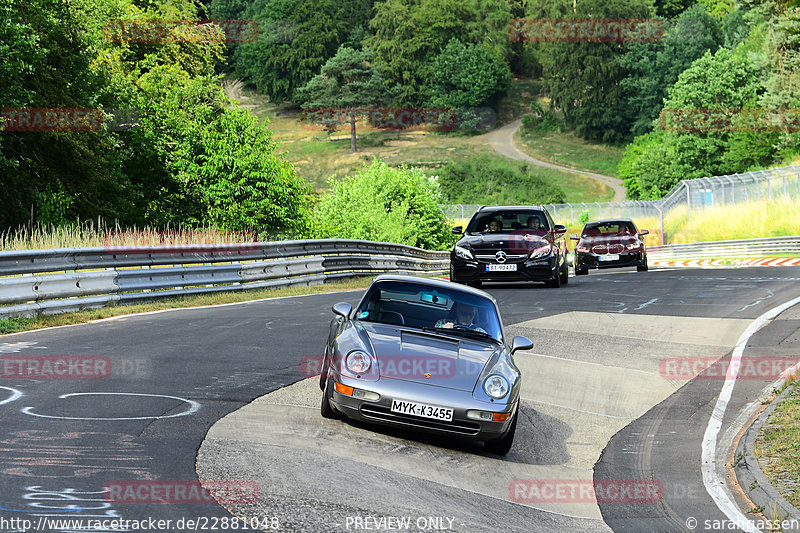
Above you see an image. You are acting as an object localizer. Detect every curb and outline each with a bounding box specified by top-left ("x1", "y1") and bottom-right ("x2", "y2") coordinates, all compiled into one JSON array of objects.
[
  {"x1": 651, "y1": 258, "x2": 800, "y2": 268},
  {"x1": 734, "y1": 383, "x2": 800, "y2": 529}
]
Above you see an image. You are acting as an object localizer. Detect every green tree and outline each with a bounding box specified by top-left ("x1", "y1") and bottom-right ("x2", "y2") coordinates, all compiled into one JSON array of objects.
[
  {"x1": 296, "y1": 46, "x2": 389, "y2": 152},
  {"x1": 233, "y1": 0, "x2": 373, "y2": 102},
  {"x1": 313, "y1": 160, "x2": 453, "y2": 250},
  {"x1": 620, "y1": 5, "x2": 723, "y2": 137},
  {"x1": 620, "y1": 47, "x2": 768, "y2": 199},
  {"x1": 0, "y1": 0, "x2": 125, "y2": 229},
  {"x1": 540, "y1": 0, "x2": 657, "y2": 143},
  {"x1": 366, "y1": 0, "x2": 513, "y2": 106},
  {"x1": 427, "y1": 38, "x2": 511, "y2": 130}
]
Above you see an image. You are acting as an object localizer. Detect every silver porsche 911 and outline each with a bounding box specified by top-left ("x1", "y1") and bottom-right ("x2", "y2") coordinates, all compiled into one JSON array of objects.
[{"x1": 319, "y1": 274, "x2": 532, "y2": 455}]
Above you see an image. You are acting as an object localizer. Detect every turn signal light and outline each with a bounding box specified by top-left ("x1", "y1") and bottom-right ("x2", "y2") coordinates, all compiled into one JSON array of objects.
[{"x1": 334, "y1": 382, "x2": 354, "y2": 396}]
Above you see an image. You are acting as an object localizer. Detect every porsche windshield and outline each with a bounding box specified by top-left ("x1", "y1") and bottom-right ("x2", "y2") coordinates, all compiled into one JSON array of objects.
[{"x1": 355, "y1": 281, "x2": 503, "y2": 343}]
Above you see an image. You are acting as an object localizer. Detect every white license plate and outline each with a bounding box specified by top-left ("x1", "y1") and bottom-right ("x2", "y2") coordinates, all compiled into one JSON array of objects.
[
  {"x1": 486, "y1": 264, "x2": 517, "y2": 271},
  {"x1": 599, "y1": 254, "x2": 620, "y2": 261},
  {"x1": 391, "y1": 400, "x2": 453, "y2": 421}
]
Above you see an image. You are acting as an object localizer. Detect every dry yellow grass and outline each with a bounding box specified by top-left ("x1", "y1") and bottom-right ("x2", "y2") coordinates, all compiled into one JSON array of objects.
[
  {"x1": 1, "y1": 222, "x2": 257, "y2": 251},
  {"x1": 664, "y1": 198, "x2": 800, "y2": 244}
]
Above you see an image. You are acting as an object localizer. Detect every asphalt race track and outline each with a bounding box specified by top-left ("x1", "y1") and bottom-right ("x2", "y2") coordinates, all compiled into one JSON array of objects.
[{"x1": 1, "y1": 267, "x2": 800, "y2": 532}]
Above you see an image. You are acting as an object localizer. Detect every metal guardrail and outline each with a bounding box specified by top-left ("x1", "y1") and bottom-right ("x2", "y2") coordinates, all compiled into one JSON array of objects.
[
  {"x1": 0, "y1": 239, "x2": 450, "y2": 319},
  {"x1": 647, "y1": 236, "x2": 800, "y2": 260}
]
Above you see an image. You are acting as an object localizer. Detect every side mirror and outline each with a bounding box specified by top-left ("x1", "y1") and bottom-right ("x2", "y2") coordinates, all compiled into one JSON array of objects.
[
  {"x1": 452, "y1": 226, "x2": 463, "y2": 235},
  {"x1": 569, "y1": 234, "x2": 579, "y2": 241},
  {"x1": 510, "y1": 335, "x2": 534, "y2": 354},
  {"x1": 332, "y1": 302, "x2": 352, "y2": 318},
  {"x1": 639, "y1": 229, "x2": 649, "y2": 236},
  {"x1": 552, "y1": 225, "x2": 567, "y2": 235}
]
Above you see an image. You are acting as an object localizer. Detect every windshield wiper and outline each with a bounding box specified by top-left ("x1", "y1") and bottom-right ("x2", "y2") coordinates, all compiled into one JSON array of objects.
[{"x1": 422, "y1": 326, "x2": 500, "y2": 344}]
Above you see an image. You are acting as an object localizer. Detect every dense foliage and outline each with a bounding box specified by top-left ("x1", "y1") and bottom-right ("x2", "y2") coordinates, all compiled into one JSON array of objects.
[
  {"x1": 4, "y1": 0, "x2": 800, "y2": 240},
  {"x1": 313, "y1": 161, "x2": 454, "y2": 250},
  {"x1": 1, "y1": 0, "x2": 311, "y2": 234},
  {"x1": 435, "y1": 155, "x2": 567, "y2": 205}
]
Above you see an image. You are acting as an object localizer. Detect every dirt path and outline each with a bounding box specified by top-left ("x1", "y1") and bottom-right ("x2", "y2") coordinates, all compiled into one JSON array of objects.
[{"x1": 481, "y1": 119, "x2": 626, "y2": 202}]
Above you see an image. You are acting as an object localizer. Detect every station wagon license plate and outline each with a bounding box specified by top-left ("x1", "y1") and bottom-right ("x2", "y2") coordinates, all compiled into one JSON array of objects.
[
  {"x1": 486, "y1": 264, "x2": 516, "y2": 271},
  {"x1": 599, "y1": 254, "x2": 620, "y2": 261},
  {"x1": 391, "y1": 400, "x2": 453, "y2": 421}
]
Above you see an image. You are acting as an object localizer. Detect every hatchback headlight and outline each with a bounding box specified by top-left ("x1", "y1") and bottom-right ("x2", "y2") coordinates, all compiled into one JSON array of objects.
[
  {"x1": 346, "y1": 351, "x2": 371, "y2": 374},
  {"x1": 626, "y1": 242, "x2": 640, "y2": 250},
  {"x1": 483, "y1": 375, "x2": 509, "y2": 399},
  {"x1": 454, "y1": 245, "x2": 473, "y2": 260}
]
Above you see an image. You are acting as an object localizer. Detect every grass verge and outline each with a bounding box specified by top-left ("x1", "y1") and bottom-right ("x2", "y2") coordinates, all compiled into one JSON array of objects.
[
  {"x1": 514, "y1": 128, "x2": 625, "y2": 179},
  {"x1": 755, "y1": 376, "x2": 800, "y2": 509},
  {"x1": 0, "y1": 278, "x2": 373, "y2": 335}
]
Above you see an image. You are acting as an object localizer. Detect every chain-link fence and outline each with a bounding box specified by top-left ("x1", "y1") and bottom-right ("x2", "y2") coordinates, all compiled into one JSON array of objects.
[{"x1": 441, "y1": 165, "x2": 800, "y2": 244}]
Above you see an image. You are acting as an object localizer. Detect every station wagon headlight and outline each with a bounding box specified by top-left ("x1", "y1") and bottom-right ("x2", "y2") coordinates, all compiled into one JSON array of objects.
[
  {"x1": 346, "y1": 351, "x2": 371, "y2": 374},
  {"x1": 454, "y1": 245, "x2": 473, "y2": 260},
  {"x1": 483, "y1": 375, "x2": 509, "y2": 399},
  {"x1": 528, "y1": 245, "x2": 551, "y2": 259}
]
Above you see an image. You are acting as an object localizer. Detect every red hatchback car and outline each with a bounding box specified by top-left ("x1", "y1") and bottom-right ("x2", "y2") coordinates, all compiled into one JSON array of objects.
[{"x1": 571, "y1": 219, "x2": 649, "y2": 275}]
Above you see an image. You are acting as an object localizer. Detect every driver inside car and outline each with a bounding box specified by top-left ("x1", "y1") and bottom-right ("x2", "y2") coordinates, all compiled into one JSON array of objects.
[{"x1": 435, "y1": 302, "x2": 487, "y2": 333}]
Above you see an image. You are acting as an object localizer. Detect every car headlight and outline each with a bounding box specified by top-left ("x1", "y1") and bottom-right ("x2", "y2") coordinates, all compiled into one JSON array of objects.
[
  {"x1": 454, "y1": 245, "x2": 473, "y2": 260},
  {"x1": 528, "y1": 245, "x2": 552, "y2": 259},
  {"x1": 483, "y1": 375, "x2": 509, "y2": 399},
  {"x1": 626, "y1": 242, "x2": 640, "y2": 250},
  {"x1": 346, "y1": 351, "x2": 371, "y2": 374}
]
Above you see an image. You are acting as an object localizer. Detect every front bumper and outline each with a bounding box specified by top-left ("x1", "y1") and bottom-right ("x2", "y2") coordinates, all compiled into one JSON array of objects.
[
  {"x1": 329, "y1": 373, "x2": 516, "y2": 441},
  {"x1": 451, "y1": 254, "x2": 558, "y2": 283},
  {"x1": 575, "y1": 250, "x2": 645, "y2": 270}
]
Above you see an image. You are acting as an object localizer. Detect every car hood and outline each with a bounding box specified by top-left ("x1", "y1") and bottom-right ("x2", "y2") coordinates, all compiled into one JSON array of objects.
[
  {"x1": 579, "y1": 235, "x2": 641, "y2": 247},
  {"x1": 361, "y1": 323, "x2": 496, "y2": 391}
]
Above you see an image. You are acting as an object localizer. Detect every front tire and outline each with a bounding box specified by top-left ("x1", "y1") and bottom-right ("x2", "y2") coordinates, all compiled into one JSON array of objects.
[
  {"x1": 545, "y1": 263, "x2": 561, "y2": 288},
  {"x1": 559, "y1": 258, "x2": 569, "y2": 285},
  {"x1": 320, "y1": 377, "x2": 338, "y2": 419},
  {"x1": 484, "y1": 410, "x2": 517, "y2": 455},
  {"x1": 637, "y1": 256, "x2": 648, "y2": 272}
]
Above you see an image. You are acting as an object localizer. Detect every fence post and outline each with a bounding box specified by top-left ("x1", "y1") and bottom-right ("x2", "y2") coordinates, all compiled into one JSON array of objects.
[{"x1": 685, "y1": 181, "x2": 691, "y2": 224}]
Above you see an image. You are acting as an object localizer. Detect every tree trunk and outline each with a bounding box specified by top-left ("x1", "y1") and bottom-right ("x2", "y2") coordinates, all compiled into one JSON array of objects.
[{"x1": 349, "y1": 115, "x2": 357, "y2": 153}]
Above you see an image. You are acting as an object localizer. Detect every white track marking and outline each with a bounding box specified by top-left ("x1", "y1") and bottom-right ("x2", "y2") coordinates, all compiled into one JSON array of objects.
[
  {"x1": 702, "y1": 295, "x2": 800, "y2": 533},
  {"x1": 0, "y1": 386, "x2": 23, "y2": 405},
  {"x1": 21, "y1": 392, "x2": 200, "y2": 420}
]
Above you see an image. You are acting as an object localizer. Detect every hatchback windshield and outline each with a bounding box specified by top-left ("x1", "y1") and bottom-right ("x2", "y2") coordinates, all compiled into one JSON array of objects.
[{"x1": 583, "y1": 221, "x2": 637, "y2": 237}]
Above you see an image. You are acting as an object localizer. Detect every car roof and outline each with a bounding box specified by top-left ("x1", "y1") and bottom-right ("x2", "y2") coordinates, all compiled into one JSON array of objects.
[
  {"x1": 370, "y1": 274, "x2": 498, "y2": 304},
  {"x1": 584, "y1": 218, "x2": 635, "y2": 226},
  {"x1": 478, "y1": 205, "x2": 546, "y2": 212}
]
